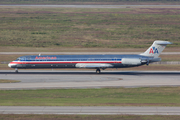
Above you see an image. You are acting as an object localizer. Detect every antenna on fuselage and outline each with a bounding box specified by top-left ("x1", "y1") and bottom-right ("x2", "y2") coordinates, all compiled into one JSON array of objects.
[{"x1": 39, "y1": 53, "x2": 41, "y2": 56}]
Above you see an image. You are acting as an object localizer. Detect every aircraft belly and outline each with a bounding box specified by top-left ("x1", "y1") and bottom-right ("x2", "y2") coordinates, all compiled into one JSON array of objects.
[{"x1": 24, "y1": 63, "x2": 124, "y2": 69}]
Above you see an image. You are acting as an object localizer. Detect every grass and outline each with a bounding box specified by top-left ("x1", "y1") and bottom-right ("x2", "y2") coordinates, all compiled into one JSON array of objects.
[
  {"x1": 0, "y1": 114, "x2": 180, "y2": 120},
  {"x1": 1, "y1": 0, "x2": 180, "y2": 5},
  {"x1": 0, "y1": 79, "x2": 20, "y2": 83},
  {"x1": 0, "y1": 7, "x2": 180, "y2": 49},
  {"x1": 160, "y1": 54, "x2": 180, "y2": 62},
  {"x1": 0, "y1": 87, "x2": 180, "y2": 106}
]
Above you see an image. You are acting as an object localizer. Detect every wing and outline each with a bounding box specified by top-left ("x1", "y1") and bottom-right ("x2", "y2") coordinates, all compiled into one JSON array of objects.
[{"x1": 75, "y1": 63, "x2": 114, "y2": 69}]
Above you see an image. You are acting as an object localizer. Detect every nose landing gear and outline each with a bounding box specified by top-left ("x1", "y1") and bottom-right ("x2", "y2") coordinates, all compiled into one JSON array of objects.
[{"x1": 96, "y1": 68, "x2": 101, "y2": 74}]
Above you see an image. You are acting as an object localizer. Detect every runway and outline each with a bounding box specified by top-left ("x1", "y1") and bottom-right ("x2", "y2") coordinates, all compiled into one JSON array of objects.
[
  {"x1": 0, "y1": 106, "x2": 180, "y2": 115},
  {"x1": 0, "y1": 70, "x2": 180, "y2": 90}
]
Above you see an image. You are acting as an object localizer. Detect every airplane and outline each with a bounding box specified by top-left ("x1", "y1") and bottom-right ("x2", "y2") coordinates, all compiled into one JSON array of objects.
[{"x1": 8, "y1": 40, "x2": 172, "y2": 73}]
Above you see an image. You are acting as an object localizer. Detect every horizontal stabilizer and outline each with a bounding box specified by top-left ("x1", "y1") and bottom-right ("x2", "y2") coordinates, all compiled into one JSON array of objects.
[{"x1": 155, "y1": 41, "x2": 172, "y2": 45}]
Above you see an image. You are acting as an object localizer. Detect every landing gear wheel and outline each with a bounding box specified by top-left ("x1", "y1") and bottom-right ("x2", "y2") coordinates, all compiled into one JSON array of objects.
[
  {"x1": 96, "y1": 69, "x2": 101, "y2": 74},
  {"x1": 146, "y1": 60, "x2": 149, "y2": 66},
  {"x1": 15, "y1": 68, "x2": 18, "y2": 73}
]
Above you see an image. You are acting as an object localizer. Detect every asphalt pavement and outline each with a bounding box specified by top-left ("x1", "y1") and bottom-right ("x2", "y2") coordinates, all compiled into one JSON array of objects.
[
  {"x1": 0, "y1": 106, "x2": 180, "y2": 115},
  {"x1": 0, "y1": 70, "x2": 180, "y2": 90}
]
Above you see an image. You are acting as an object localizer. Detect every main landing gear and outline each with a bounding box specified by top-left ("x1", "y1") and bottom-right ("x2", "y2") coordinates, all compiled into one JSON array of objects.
[
  {"x1": 96, "y1": 68, "x2": 101, "y2": 74},
  {"x1": 15, "y1": 68, "x2": 18, "y2": 73}
]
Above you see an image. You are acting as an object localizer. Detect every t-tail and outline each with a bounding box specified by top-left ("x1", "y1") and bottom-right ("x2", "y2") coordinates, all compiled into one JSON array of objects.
[{"x1": 140, "y1": 40, "x2": 172, "y2": 58}]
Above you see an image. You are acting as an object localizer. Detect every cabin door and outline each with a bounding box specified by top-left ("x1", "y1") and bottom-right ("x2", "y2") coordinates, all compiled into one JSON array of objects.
[
  {"x1": 21, "y1": 57, "x2": 26, "y2": 68},
  {"x1": 114, "y1": 57, "x2": 117, "y2": 63}
]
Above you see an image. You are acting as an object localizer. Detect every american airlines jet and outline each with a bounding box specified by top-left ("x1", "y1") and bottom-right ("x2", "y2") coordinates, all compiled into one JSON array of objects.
[{"x1": 8, "y1": 40, "x2": 172, "y2": 73}]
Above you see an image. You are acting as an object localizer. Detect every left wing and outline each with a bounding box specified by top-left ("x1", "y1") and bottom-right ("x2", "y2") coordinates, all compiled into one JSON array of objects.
[{"x1": 75, "y1": 63, "x2": 114, "y2": 68}]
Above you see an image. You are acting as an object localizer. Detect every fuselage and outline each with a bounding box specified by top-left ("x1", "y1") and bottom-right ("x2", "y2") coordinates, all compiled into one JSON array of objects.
[{"x1": 8, "y1": 54, "x2": 154, "y2": 69}]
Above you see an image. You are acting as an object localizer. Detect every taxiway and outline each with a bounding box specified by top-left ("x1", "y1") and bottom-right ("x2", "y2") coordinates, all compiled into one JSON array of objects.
[{"x1": 0, "y1": 106, "x2": 180, "y2": 115}]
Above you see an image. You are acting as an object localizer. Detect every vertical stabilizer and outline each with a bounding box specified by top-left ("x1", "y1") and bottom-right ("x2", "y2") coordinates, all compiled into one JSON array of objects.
[{"x1": 140, "y1": 40, "x2": 172, "y2": 58}]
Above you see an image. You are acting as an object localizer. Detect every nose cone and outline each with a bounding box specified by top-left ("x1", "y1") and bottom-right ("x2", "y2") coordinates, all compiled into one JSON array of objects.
[
  {"x1": 8, "y1": 62, "x2": 16, "y2": 68},
  {"x1": 8, "y1": 62, "x2": 12, "y2": 68}
]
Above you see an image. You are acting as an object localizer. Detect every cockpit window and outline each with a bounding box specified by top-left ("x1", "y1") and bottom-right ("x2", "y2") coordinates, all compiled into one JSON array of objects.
[{"x1": 16, "y1": 58, "x2": 21, "y2": 61}]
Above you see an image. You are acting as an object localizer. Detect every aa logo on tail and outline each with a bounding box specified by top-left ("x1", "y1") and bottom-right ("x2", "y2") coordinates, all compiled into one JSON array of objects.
[{"x1": 149, "y1": 47, "x2": 158, "y2": 54}]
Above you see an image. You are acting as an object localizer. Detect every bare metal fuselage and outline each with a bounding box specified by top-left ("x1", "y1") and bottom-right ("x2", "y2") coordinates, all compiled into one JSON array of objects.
[{"x1": 8, "y1": 54, "x2": 160, "y2": 69}]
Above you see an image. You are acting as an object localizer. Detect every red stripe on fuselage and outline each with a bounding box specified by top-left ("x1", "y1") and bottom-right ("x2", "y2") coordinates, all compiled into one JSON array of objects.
[{"x1": 10, "y1": 61, "x2": 122, "y2": 64}]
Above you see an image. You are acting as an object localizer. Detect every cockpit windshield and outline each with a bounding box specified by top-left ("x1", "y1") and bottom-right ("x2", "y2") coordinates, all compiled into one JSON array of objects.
[{"x1": 16, "y1": 58, "x2": 21, "y2": 61}]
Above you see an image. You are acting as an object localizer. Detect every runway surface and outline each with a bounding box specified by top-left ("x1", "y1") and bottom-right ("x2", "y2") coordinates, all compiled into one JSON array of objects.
[
  {"x1": 0, "y1": 70, "x2": 180, "y2": 90},
  {"x1": 0, "y1": 106, "x2": 180, "y2": 115}
]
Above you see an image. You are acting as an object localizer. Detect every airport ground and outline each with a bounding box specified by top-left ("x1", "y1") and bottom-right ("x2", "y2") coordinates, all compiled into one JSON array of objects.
[
  {"x1": 1, "y1": 0, "x2": 180, "y2": 5},
  {"x1": 1, "y1": 6, "x2": 180, "y2": 49},
  {"x1": 0, "y1": 5, "x2": 180, "y2": 119},
  {"x1": 0, "y1": 70, "x2": 180, "y2": 105},
  {"x1": 1, "y1": 114, "x2": 180, "y2": 120},
  {"x1": 1, "y1": 53, "x2": 179, "y2": 118}
]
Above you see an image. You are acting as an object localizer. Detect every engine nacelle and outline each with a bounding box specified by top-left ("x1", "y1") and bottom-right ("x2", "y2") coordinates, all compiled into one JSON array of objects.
[{"x1": 121, "y1": 58, "x2": 142, "y2": 65}]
